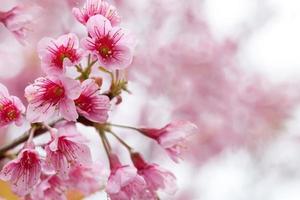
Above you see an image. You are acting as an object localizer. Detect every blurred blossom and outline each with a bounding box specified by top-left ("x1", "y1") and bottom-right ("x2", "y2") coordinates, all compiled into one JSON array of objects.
[
  {"x1": 0, "y1": 5, "x2": 33, "y2": 45},
  {"x1": 72, "y1": 0, "x2": 121, "y2": 26},
  {"x1": 0, "y1": 83, "x2": 25, "y2": 127}
]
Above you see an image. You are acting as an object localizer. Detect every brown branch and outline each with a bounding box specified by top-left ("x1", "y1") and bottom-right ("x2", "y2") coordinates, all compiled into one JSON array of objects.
[
  {"x1": 0, "y1": 126, "x2": 48, "y2": 160},
  {"x1": 0, "y1": 116, "x2": 95, "y2": 160}
]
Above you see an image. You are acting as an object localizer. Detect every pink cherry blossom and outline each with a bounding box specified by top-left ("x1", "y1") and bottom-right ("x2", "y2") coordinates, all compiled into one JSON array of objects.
[
  {"x1": 72, "y1": 0, "x2": 121, "y2": 26},
  {"x1": 106, "y1": 153, "x2": 155, "y2": 200},
  {"x1": 140, "y1": 121, "x2": 198, "y2": 163},
  {"x1": 66, "y1": 164, "x2": 107, "y2": 195},
  {"x1": 75, "y1": 79, "x2": 110, "y2": 123},
  {"x1": 25, "y1": 76, "x2": 81, "y2": 122},
  {"x1": 0, "y1": 83, "x2": 25, "y2": 127},
  {"x1": 131, "y1": 152, "x2": 177, "y2": 195},
  {"x1": 82, "y1": 14, "x2": 133, "y2": 70},
  {"x1": 30, "y1": 175, "x2": 67, "y2": 200},
  {"x1": 0, "y1": 148, "x2": 42, "y2": 196},
  {"x1": 45, "y1": 124, "x2": 92, "y2": 178},
  {"x1": 37, "y1": 33, "x2": 84, "y2": 75},
  {"x1": 0, "y1": 5, "x2": 33, "y2": 45}
]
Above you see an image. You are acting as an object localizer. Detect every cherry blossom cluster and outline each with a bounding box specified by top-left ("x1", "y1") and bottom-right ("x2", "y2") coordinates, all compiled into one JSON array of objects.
[{"x1": 0, "y1": 0, "x2": 197, "y2": 199}]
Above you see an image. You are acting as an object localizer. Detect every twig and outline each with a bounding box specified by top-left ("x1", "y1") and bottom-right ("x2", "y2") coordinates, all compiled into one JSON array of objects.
[{"x1": 0, "y1": 117, "x2": 93, "y2": 160}]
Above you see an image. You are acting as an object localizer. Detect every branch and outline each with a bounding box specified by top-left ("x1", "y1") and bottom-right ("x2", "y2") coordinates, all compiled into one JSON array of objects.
[
  {"x1": 0, "y1": 117, "x2": 95, "y2": 160},
  {"x1": 0, "y1": 126, "x2": 48, "y2": 159}
]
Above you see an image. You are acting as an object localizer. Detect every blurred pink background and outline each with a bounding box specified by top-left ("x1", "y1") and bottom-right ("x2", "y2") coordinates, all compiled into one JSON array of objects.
[{"x1": 1, "y1": 0, "x2": 300, "y2": 199}]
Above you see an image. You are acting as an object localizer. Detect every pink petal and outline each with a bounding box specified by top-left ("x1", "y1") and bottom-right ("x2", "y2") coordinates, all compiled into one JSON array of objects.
[
  {"x1": 60, "y1": 76, "x2": 81, "y2": 99},
  {"x1": 86, "y1": 14, "x2": 112, "y2": 38},
  {"x1": 0, "y1": 161, "x2": 18, "y2": 181},
  {"x1": 81, "y1": 37, "x2": 96, "y2": 51},
  {"x1": 72, "y1": 7, "x2": 85, "y2": 24},
  {"x1": 0, "y1": 83, "x2": 9, "y2": 97},
  {"x1": 59, "y1": 98, "x2": 78, "y2": 121},
  {"x1": 57, "y1": 33, "x2": 79, "y2": 49},
  {"x1": 46, "y1": 148, "x2": 69, "y2": 179},
  {"x1": 26, "y1": 103, "x2": 57, "y2": 123},
  {"x1": 64, "y1": 139, "x2": 92, "y2": 165},
  {"x1": 37, "y1": 37, "x2": 54, "y2": 60},
  {"x1": 106, "y1": 45, "x2": 133, "y2": 69},
  {"x1": 11, "y1": 96, "x2": 25, "y2": 113}
]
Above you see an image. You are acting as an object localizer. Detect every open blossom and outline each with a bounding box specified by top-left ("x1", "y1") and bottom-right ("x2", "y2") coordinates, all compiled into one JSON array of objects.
[
  {"x1": 82, "y1": 14, "x2": 133, "y2": 70},
  {"x1": 0, "y1": 5, "x2": 33, "y2": 45},
  {"x1": 140, "y1": 121, "x2": 198, "y2": 163},
  {"x1": 106, "y1": 154, "x2": 155, "y2": 200},
  {"x1": 0, "y1": 83, "x2": 25, "y2": 127},
  {"x1": 25, "y1": 76, "x2": 81, "y2": 122},
  {"x1": 29, "y1": 175, "x2": 67, "y2": 200},
  {"x1": 131, "y1": 152, "x2": 177, "y2": 196},
  {"x1": 72, "y1": 0, "x2": 121, "y2": 26},
  {"x1": 75, "y1": 79, "x2": 110, "y2": 123},
  {"x1": 45, "y1": 124, "x2": 92, "y2": 178},
  {"x1": 37, "y1": 33, "x2": 84, "y2": 75},
  {"x1": 0, "y1": 148, "x2": 42, "y2": 196},
  {"x1": 66, "y1": 164, "x2": 107, "y2": 195}
]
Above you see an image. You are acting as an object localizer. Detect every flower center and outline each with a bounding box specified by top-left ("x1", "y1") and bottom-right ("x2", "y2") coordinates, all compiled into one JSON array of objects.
[
  {"x1": 75, "y1": 94, "x2": 93, "y2": 112},
  {"x1": 96, "y1": 37, "x2": 114, "y2": 59},
  {"x1": 20, "y1": 150, "x2": 39, "y2": 169},
  {"x1": 42, "y1": 81, "x2": 65, "y2": 105},
  {"x1": 0, "y1": 100, "x2": 19, "y2": 122},
  {"x1": 50, "y1": 45, "x2": 78, "y2": 68},
  {"x1": 99, "y1": 46, "x2": 112, "y2": 58}
]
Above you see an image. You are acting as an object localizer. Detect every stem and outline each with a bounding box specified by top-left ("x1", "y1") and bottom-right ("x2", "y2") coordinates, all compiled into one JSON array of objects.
[
  {"x1": 98, "y1": 129, "x2": 111, "y2": 156},
  {"x1": 26, "y1": 126, "x2": 36, "y2": 146},
  {"x1": 77, "y1": 54, "x2": 98, "y2": 81},
  {"x1": 75, "y1": 64, "x2": 83, "y2": 73},
  {"x1": 108, "y1": 130, "x2": 133, "y2": 152},
  {"x1": 87, "y1": 54, "x2": 91, "y2": 66},
  {"x1": 98, "y1": 128, "x2": 117, "y2": 169},
  {"x1": 109, "y1": 123, "x2": 141, "y2": 132},
  {"x1": 99, "y1": 66, "x2": 114, "y2": 83}
]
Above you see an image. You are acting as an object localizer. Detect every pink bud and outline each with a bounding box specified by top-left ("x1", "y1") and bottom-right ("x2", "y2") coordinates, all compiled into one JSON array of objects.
[{"x1": 140, "y1": 121, "x2": 198, "y2": 163}]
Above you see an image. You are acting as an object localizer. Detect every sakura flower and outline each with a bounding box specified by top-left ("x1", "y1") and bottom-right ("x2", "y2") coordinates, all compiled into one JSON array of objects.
[
  {"x1": 131, "y1": 152, "x2": 177, "y2": 196},
  {"x1": 37, "y1": 33, "x2": 84, "y2": 75},
  {"x1": 66, "y1": 164, "x2": 107, "y2": 195},
  {"x1": 72, "y1": 0, "x2": 121, "y2": 26},
  {"x1": 140, "y1": 121, "x2": 198, "y2": 163},
  {"x1": 45, "y1": 124, "x2": 92, "y2": 178},
  {"x1": 25, "y1": 76, "x2": 81, "y2": 122},
  {"x1": 0, "y1": 148, "x2": 42, "y2": 196},
  {"x1": 0, "y1": 83, "x2": 25, "y2": 127},
  {"x1": 106, "y1": 153, "x2": 155, "y2": 200},
  {"x1": 82, "y1": 14, "x2": 133, "y2": 70},
  {"x1": 30, "y1": 175, "x2": 67, "y2": 200},
  {"x1": 75, "y1": 79, "x2": 110, "y2": 123},
  {"x1": 0, "y1": 5, "x2": 33, "y2": 45}
]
